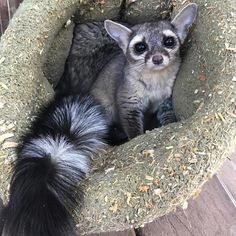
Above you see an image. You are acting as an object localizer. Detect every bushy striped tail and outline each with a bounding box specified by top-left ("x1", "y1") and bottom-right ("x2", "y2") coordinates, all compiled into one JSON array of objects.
[{"x1": 3, "y1": 95, "x2": 107, "y2": 236}]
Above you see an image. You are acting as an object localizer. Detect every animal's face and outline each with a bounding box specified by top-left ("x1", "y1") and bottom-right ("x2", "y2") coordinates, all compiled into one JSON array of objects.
[
  {"x1": 104, "y1": 3, "x2": 197, "y2": 71},
  {"x1": 125, "y1": 22, "x2": 181, "y2": 71}
]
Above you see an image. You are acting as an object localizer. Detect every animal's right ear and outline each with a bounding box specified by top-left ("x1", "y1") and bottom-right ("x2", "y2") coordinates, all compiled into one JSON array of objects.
[{"x1": 104, "y1": 20, "x2": 132, "y2": 53}]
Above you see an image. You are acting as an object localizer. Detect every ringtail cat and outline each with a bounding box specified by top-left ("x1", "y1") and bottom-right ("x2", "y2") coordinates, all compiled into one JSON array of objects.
[
  {"x1": 56, "y1": 22, "x2": 178, "y2": 145},
  {"x1": 3, "y1": 3, "x2": 197, "y2": 236},
  {"x1": 92, "y1": 3, "x2": 197, "y2": 139}
]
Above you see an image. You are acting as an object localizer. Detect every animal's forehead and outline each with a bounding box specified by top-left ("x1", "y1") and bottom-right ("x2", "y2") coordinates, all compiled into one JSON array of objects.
[{"x1": 131, "y1": 21, "x2": 176, "y2": 42}]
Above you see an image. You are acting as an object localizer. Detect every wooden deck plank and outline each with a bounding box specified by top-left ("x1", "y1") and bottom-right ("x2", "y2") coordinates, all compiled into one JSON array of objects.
[
  {"x1": 217, "y1": 152, "x2": 236, "y2": 204},
  {"x1": 139, "y1": 175, "x2": 236, "y2": 236},
  {"x1": 87, "y1": 229, "x2": 136, "y2": 236},
  {"x1": 0, "y1": 0, "x2": 9, "y2": 35},
  {"x1": 0, "y1": 0, "x2": 22, "y2": 36}
]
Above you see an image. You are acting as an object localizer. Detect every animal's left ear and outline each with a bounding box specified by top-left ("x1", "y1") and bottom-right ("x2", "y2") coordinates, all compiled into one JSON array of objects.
[{"x1": 171, "y1": 3, "x2": 198, "y2": 43}]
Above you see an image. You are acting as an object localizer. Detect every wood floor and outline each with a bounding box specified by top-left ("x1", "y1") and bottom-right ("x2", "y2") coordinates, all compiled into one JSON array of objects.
[{"x1": 0, "y1": 0, "x2": 22, "y2": 36}]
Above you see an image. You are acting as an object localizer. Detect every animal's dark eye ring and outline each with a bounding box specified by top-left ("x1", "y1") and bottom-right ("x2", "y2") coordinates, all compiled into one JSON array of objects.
[
  {"x1": 163, "y1": 36, "x2": 176, "y2": 48},
  {"x1": 134, "y1": 42, "x2": 148, "y2": 54}
]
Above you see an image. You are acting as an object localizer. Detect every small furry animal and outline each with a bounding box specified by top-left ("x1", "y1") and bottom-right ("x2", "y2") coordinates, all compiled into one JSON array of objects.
[
  {"x1": 92, "y1": 3, "x2": 197, "y2": 139},
  {"x1": 2, "y1": 3, "x2": 197, "y2": 236}
]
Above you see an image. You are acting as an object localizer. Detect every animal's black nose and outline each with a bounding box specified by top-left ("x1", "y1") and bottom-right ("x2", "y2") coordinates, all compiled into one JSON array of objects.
[{"x1": 152, "y1": 55, "x2": 163, "y2": 65}]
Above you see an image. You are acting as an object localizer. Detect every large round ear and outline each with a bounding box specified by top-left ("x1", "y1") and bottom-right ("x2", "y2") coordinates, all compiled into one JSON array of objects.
[
  {"x1": 104, "y1": 20, "x2": 132, "y2": 53},
  {"x1": 171, "y1": 3, "x2": 198, "y2": 43}
]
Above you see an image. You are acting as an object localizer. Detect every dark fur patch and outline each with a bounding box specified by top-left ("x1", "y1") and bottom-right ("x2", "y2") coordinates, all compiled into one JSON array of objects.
[
  {"x1": 3, "y1": 157, "x2": 80, "y2": 236},
  {"x1": 144, "y1": 97, "x2": 177, "y2": 131},
  {"x1": 55, "y1": 22, "x2": 121, "y2": 96}
]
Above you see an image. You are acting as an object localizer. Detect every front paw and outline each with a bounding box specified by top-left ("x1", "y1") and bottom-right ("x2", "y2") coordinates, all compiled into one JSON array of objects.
[
  {"x1": 158, "y1": 110, "x2": 177, "y2": 126},
  {"x1": 125, "y1": 121, "x2": 144, "y2": 140},
  {"x1": 122, "y1": 109, "x2": 144, "y2": 140},
  {"x1": 157, "y1": 97, "x2": 177, "y2": 126}
]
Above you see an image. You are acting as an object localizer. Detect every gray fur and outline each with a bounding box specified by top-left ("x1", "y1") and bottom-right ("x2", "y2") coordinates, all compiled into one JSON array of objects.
[
  {"x1": 56, "y1": 22, "x2": 121, "y2": 95},
  {"x1": 91, "y1": 3, "x2": 197, "y2": 139},
  {"x1": 21, "y1": 96, "x2": 107, "y2": 174}
]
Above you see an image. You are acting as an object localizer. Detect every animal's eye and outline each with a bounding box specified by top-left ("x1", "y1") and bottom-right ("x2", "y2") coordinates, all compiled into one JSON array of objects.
[
  {"x1": 134, "y1": 42, "x2": 148, "y2": 54},
  {"x1": 163, "y1": 36, "x2": 176, "y2": 48}
]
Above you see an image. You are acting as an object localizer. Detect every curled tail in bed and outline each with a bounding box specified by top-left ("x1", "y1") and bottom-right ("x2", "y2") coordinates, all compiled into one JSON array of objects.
[{"x1": 2, "y1": 95, "x2": 107, "y2": 236}]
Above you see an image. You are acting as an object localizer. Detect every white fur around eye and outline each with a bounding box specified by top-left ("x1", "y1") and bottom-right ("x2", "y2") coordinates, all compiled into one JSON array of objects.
[
  {"x1": 129, "y1": 35, "x2": 147, "y2": 60},
  {"x1": 163, "y1": 29, "x2": 177, "y2": 38},
  {"x1": 129, "y1": 35, "x2": 144, "y2": 48},
  {"x1": 162, "y1": 30, "x2": 179, "y2": 52}
]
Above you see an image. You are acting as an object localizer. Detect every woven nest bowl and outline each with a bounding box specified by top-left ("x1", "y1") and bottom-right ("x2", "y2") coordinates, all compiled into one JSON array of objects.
[{"x1": 0, "y1": 0, "x2": 235, "y2": 235}]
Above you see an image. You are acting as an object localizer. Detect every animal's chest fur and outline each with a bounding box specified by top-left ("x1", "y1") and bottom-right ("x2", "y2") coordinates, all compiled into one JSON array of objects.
[{"x1": 139, "y1": 68, "x2": 177, "y2": 112}]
